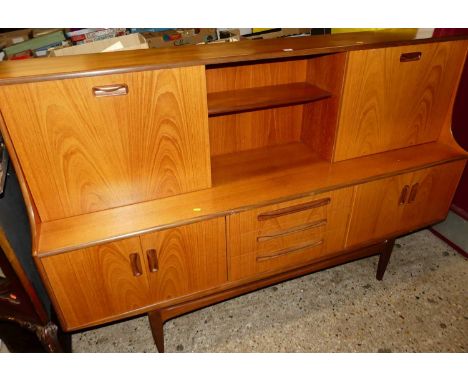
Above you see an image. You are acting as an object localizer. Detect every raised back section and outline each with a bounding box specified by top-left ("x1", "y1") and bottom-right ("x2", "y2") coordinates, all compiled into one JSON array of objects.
[{"x1": 0, "y1": 66, "x2": 211, "y2": 221}]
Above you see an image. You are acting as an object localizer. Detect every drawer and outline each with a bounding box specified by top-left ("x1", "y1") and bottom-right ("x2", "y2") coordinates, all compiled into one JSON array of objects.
[{"x1": 228, "y1": 187, "x2": 354, "y2": 280}]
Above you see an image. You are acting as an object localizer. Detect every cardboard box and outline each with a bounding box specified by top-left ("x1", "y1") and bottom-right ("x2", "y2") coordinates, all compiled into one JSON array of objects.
[
  {"x1": 50, "y1": 33, "x2": 148, "y2": 57},
  {"x1": 142, "y1": 28, "x2": 217, "y2": 48}
]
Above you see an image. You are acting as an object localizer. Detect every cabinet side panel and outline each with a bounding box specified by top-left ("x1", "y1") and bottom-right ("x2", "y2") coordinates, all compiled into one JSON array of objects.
[
  {"x1": 0, "y1": 66, "x2": 211, "y2": 221},
  {"x1": 335, "y1": 41, "x2": 468, "y2": 161},
  {"x1": 301, "y1": 52, "x2": 347, "y2": 161}
]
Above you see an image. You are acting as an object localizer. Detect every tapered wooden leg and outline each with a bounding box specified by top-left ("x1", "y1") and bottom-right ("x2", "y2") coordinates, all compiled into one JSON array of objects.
[
  {"x1": 148, "y1": 310, "x2": 165, "y2": 353},
  {"x1": 376, "y1": 239, "x2": 395, "y2": 281}
]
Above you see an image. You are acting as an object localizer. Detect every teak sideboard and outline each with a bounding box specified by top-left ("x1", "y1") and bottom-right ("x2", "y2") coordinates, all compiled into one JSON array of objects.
[{"x1": 0, "y1": 31, "x2": 467, "y2": 352}]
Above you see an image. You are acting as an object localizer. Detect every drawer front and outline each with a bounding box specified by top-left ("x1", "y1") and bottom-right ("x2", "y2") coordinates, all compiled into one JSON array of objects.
[
  {"x1": 334, "y1": 40, "x2": 468, "y2": 161},
  {"x1": 228, "y1": 188, "x2": 354, "y2": 281},
  {"x1": 40, "y1": 237, "x2": 150, "y2": 330},
  {"x1": 346, "y1": 160, "x2": 466, "y2": 247},
  {"x1": 0, "y1": 66, "x2": 211, "y2": 221},
  {"x1": 140, "y1": 217, "x2": 228, "y2": 303}
]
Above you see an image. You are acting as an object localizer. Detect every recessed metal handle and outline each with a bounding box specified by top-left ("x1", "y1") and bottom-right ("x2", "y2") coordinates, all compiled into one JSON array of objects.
[
  {"x1": 400, "y1": 52, "x2": 422, "y2": 62},
  {"x1": 408, "y1": 183, "x2": 419, "y2": 203},
  {"x1": 92, "y1": 84, "x2": 128, "y2": 97},
  {"x1": 146, "y1": 249, "x2": 159, "y2": 273},
  {"x1": 129, "y1": 253, "x2": 143, "y2": 277},
  {"x1": 399, "y1": 185, "x2": 410, "y2": 205}
]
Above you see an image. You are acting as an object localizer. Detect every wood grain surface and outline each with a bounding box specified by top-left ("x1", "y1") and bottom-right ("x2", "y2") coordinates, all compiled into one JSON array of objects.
[
  {"x1": 36, "y1": 142, "x2": 466, "y2": 256},
  {"x1": 334, "y1": 40, "x2": 468, "y2": 161},
  {"x1": 40, "y1": 237, "x2": 150, "y2": 329},
  {"x1": 301, "y1": 53, "x2": 347, "y2": 161},
  {"x1": 0, "y1": 66, "x2": 211, "y2": 221},
  {"x1": 228, "y1": 188, "x2": 354, "y2": 280},
  {"x1": 207, "y1": 59, "x2": 308, "y2": 156},
  {"x1": 346, "y1": 160, "x2": 466, "y2": 247},
  {"x1": 209, "y1": 106, "x2": 304, "y2": 156},
  {"x1": 0, "y1": 30, "x2": 466, "y2": 85},
  {"x1": 140, "y1": 218, "x2": 227, "y2": 303},
  {"x1": 207, "y1": 82, "x2": 331, "y2": 116}
]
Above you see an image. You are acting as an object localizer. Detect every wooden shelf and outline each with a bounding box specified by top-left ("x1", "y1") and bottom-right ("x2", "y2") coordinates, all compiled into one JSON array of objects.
[
  {"x1": 207, "y1": 83, "x2": 331, "y2": 116},
  {"x1": 211, "y1": 142, "x2": 326, "y2": 186}
]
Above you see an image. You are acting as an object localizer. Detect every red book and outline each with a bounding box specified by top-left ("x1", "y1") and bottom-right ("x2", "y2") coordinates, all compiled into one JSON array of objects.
[
  {"x1": 432, "y1": 28, "x2": 468, "y2": 37},
  {"x1": 9, "y1": 50, "x2": 33, "y2": 60}
]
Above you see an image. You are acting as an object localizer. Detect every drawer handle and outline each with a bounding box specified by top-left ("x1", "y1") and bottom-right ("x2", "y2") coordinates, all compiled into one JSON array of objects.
[
  {"x1": 400, "y1": 52, "x2": 422, "y2": 62},
  {"x1": 92, "y1": 84, "x2": 128, "y2": 97},
  {"x1": 257, "y1": 198, "x2": 331, "y2": 221},
  {"x1": 399, "y1": 185, "x2": 410, "y2": 205},
  {"x1": 129, "y1": 253, "x2": 143, "y2": 277},
  {"x1": 408, "y1": 183, "x2": 419, "y2": 203},
  {"x1": 146, "y1": 249, "x2": 159, "y2": 273},
  {"x1": 257, "y1": 219, "x2": 327, "y2": 242},
  {"x1": 256, "y1": 239, "x2": 324, "y2": 262}
]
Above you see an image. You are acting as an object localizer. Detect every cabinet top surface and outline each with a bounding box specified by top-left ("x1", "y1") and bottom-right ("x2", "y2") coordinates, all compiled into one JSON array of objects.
[{"x1": 1, "y1": 30, "x2": 467, "y2": 85}]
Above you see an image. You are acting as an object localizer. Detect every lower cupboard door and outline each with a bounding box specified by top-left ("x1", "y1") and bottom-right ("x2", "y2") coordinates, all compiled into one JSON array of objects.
[
  {"x1": 40, "y1": 237, "x2": 150, "y2": 330},
  {"x1": 346, "y1": 160, "x2": 466, "y2": 247},
  {"x1": 139, "y1": 217, "x2": 228, "y2": 303}
]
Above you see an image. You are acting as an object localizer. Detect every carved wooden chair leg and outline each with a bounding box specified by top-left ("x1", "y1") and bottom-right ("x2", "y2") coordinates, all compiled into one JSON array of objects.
[
  {"x1": 376, "y1": 239, "x2": 395, "y2": 280},
  {"x1": 35, "y1": 322, "x2": 71, "y2": 352},
  {"x1": 148, "y1": 310, "x2": 165, "y2": 353}
]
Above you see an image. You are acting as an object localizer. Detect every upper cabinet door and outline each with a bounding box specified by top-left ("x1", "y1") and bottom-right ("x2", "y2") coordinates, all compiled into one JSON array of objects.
[
  {"x1": 139, "y1": 218, "x2": 227, "y2": 304},
  {"x1": 0, "y1": 67, "x2": 211, "y2": 221},
  {"x1": 334, "y1": 41, "x2": 468, "y2": 161}
]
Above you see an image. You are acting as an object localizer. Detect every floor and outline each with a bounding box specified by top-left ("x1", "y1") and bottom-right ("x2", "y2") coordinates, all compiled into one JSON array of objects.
[
  {"x1": 432, "y1": 211, "x2": 468, "y2": 253},
  {"x1": 68, "y1": 229, "x2": 467, "y2": 352}
]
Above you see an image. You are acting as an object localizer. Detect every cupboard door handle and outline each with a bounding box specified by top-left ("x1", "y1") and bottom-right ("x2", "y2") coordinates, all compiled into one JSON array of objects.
[
  {"x1": 92, "y1": 84, "x2": 128, "y2": 97},
  {"x1": 399, "y1": 185, "x2": 410, "y2": 205},
  {"x1": 408, "y1": 183, "x2": 419, "y2": 203},
  {"x1": 400, "y1": 52, "x2": 422, "y2": 62},
  {"x1": 129, "y1": 253, "x2": 143, "y2": 277},
  {"x1": 146, "y1": 249, "x2": 159, "y2": 273},
  {"x1": 257, "y1": 219, "x2": 327, "y2": 242},
  {"x1": 257, "y1": 198, "x2": 331, "y2": 221}
]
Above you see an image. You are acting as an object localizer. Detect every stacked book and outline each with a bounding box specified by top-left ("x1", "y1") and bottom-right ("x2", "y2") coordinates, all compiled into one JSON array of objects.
[
  {"x1": 2, "y1": 30, "x2": 67, "y2": 59},
  {"x1": 65, "y1": 28, "x2": 127, "y2": 45}
]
